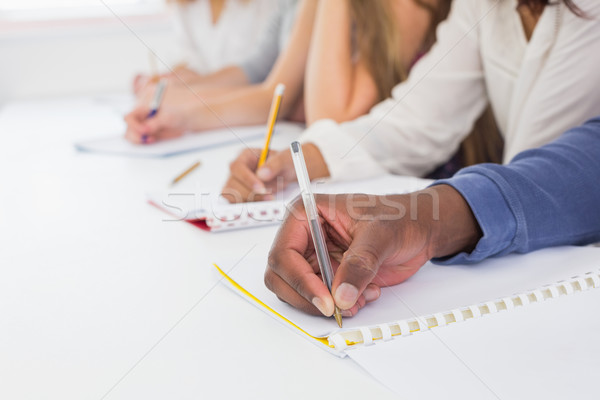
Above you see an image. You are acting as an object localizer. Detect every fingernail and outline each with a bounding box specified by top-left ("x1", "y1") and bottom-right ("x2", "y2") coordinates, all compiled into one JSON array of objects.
[
  {"x1": 263, "y1": 194, "x2": 274, "y2": 201},
  {"x1": 141, "y1": 134, "x2": 148, "y2": 143},
  {"x1": 335, "y1": 283, "x2": 359, "y2": 310},
  {"x1": 252, "y1": 183, "x2": 267, "y2": 194},
  {"x1": 312, "y1": 297, "x2": 332, "y2": 316},
  {"x1": 256, "y1": 168, "x2": 271, "y2": 181},
  {"x1": 341, "y1": 309, "x2": 353, "y2": 317},
  {"x1": 363, "y1": 286, "x2": 380, "y2": 302}
]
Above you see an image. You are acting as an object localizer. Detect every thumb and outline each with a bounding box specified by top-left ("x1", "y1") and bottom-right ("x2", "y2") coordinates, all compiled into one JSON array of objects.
[
  {"x1": 256, "y1": 151, "x2": 289, "y2": 182},
  {"x1": 142, "y1": 113, "x2": 164, "y2": 136},
  {"x1": 332, "y1": 230, "x2": 391, "y2": 310}
]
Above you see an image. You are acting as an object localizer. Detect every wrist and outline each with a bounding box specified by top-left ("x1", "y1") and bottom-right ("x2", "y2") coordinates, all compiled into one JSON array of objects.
[
  {"x1": 302, "y1": 143, "x2": 330, "y2": 180},
  {"x1": 186, "y1": 103, "x2": 209, "y2": 132},
  {"x1": 426, "y1": 185, "x2": 482, "y2": 258}
]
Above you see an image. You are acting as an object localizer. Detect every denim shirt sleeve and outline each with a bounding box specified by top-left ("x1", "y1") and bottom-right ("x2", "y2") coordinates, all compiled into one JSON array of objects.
[{"x1": 430, "y1": 116, "x2": 600, "y2": 264}]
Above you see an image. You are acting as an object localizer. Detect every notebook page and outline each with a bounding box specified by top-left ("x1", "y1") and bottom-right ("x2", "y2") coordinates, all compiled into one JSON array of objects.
[
  {"x1": 75, "y1": 124, "x2": 288, "y2": 158},
  {"x1": 349, "y1": 280, "x2": 600, "y2": 399},
  {"x1": 149, "y1": 174, "x2": 431, "y2": 228},
  {"x1": 228, "y1": 245, "x2": 600, "y2": 338}
]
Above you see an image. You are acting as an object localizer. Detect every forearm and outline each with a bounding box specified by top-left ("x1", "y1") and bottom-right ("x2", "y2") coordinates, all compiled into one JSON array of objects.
[
  {"x1": 304, "y1": 1, "x2": 378, "y2": 124},
  {"x1": 434, "y1": 117, "x2": 600, "y2": 264},
  {"x1": 184, "y1": 66, "x2": 249, "y2": 88},
  {"x1": 186, "y1": 83, "x2": 277, "y2": 131}
]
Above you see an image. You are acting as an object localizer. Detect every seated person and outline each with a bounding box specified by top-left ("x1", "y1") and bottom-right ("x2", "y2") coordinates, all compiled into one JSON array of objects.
[
  {"x1": 125, "y1": 0, "x2": 453, "y2": 145},
  {"x1": 133, "y1": 0, "x2": 278, "y2": 94},
  {"x1": 223, "y1": 0, "x2": 600, "y2": 202},
  {"x1": 265, "y1": 116, "x2": 600, "y2": 317}
]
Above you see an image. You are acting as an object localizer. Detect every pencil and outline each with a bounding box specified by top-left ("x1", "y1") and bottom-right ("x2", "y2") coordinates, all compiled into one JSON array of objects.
[
  {"x1": 171, "y1": 161, "x2": 201, "y2": 186},
  {"x1": 257, "y1": 84, "x2": 285, "y2": 168},
  {"x1": 148, "y1": 50, "x2": 160, "y2": 84}
]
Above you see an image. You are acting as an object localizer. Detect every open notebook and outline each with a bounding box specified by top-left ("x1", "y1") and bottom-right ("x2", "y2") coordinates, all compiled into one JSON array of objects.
[
  {"x1": 215, "y1": 245, "x2": 600, "y2": 358},
  {"x1": 148, "y1": 174, "x2": 432, "y2": 232},
  {"x1": 75, "y1": 124, "x2": 302, "y2": 158},
  {"x1": 349, "y1": 281, "x2": 600, "y2": 399}
]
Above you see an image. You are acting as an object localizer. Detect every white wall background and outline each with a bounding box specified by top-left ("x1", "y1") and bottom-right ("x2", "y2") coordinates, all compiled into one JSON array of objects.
[{"x1": 0, "y1": 13, "x2": 178, "y2": 103}]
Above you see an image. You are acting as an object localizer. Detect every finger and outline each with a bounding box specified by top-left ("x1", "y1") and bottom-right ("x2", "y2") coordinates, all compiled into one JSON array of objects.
[
  {"x1": 142, "y1": 114, "x2": 163, "y2": 136},
  {"x1": 264, "y1": 267, "x2": 322, "y2": 316},
  {"x1": 220, "y1": 176, "x2": 273, "y2": 203},
  {"x1": 256, "y1": 149, "x2": 294, "y2": 183},
  {"x1": 221, "y1": 177, "x2": 253, "y2": 203},
  {"x1": 124, "y1": 108, "x2": 150, "y2": 143},
  {"x1": 125, "y1": 127, "x2": 143, "y2": 144},
  {"x1": 340, "y1": 283, "x2": 381, "y2": 317},
  {"x1": 332, "y1": 228, "x2": 392, "y2": 310},
  {"x1": 269, "y1": 200, "x2": 337, "y2": 316},
  {"x1": 266, "y1": 249, "x2": 335, "y2": 316},
  {"x1": 363, "y1": 283, "x2": 381, "y2": 303},
  {"x1": 229, "y1": 150, "x2": 267, "y2": 194}
]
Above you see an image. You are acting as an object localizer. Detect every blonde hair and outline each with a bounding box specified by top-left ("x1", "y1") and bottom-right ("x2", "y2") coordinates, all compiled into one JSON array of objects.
[
  {"x1": 348, "y1": 0, "x2": 452, "y2": 101},
  {"x1": 349, "y1": 0, "x2": 502, "y2": 168}
]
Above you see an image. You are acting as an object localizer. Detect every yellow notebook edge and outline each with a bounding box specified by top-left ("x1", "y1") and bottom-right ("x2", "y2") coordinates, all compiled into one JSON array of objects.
[{"x1": 213, "y1": 264, "x2": 336, "y2": 348}]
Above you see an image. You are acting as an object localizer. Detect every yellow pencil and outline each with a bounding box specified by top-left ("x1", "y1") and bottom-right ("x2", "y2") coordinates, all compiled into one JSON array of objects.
[
  {"x1": 171, "y1": 161, "x2": 201, "y2": 186},
  {"x1": 257, "y1": 84, "x2": 285, "y2": 168}
]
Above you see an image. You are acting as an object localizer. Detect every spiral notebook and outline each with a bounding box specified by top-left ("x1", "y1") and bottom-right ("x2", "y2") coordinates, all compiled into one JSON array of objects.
[
  {"x1": 215, "y1": 245, "x2": 600, "y2": 357},
  {"x1": 148, "y1": 174, "x2": 432, "y2": 232}
]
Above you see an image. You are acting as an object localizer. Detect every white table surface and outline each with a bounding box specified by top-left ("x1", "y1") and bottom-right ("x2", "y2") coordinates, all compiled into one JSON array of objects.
[{"x1": 0, "y1": 96, "x2": 398, "y2": 400}]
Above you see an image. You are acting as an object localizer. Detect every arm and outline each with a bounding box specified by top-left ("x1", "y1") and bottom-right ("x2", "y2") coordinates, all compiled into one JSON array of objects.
[
  {"x1": 171, "y1": 65, "x2": 249, "y2": 88},
  {"x1": 265, "y1": 117, "x2": 600, "y2": 317},
  {"x1": 299, "y1": 0, "x2": 487, "y2": 180},
  {"x1": 124, "y1": 0, "x2": 316, "y2": 142},
  {"x1": 434, "y1": 116, "x2": 600, "y2": 264},
  {"x1": 304, "y1": 1, "x2": 379, "y2": 124},
  {"x1": 185, "y1": 0, "x2": 316, "y2": 130}
]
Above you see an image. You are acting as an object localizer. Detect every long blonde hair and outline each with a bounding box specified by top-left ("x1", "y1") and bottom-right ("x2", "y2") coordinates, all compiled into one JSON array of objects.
[{"x1": 348, "y1": 0, "x2": 452, "y2": 101}]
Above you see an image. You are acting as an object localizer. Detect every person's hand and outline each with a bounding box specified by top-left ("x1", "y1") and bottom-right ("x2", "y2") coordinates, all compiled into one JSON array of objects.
[
  {"x1": 221, "y1": 143, "x2": 330, "y2": 203},
  {"x1": 265, "y1": 185, "x2": 482, "y2": 317},
  {"x1": 132, "y1": 64, "x2": 199, "y2": 97},
  {"x1": 124, "y1": 103, "x2": 190, "y2": 144},
  {"x1": 124, "y1": 85, "x2": 200, "y2": 144},
  {"x1": 132, "y1": 73, "x2": 152, "y2": 96}
]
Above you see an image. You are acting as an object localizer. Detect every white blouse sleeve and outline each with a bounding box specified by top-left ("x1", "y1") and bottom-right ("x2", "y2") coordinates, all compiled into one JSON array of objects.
[{"x1": 299, "y1": 0, "x2": 488, "y2": 180}]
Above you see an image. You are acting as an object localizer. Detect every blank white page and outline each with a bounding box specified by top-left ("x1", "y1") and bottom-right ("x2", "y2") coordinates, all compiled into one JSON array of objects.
[
  {"x1": 349, "y1": 282, "x2": 600, "y2": 399},
  {"x1": 75, "y1": 124, "x2": 303, "y2": 158}
]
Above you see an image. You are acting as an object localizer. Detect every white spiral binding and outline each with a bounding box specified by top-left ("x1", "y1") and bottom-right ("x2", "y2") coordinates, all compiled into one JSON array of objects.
[
  {"x1": 548, "y1": 285, "x2": 560, "y2": 299},
  {"x1": 502, "y1": 297, "x2": 515, "y2": 310},
  {"x1": 329, "y1": 333, "x2": 347, "y2": 350},
  {"x1": 328, "y1": 269, "x2": 600, "y2": 352},
  {"x1": 434, "y1": 313, "x2": 447, "y2": 327},
  {"x1": 576, "y1": 277, "x2": 588, "y2": 291},
  {"x1": 360, "y1": 327, "x2": 374, "y2": 345},
  {"x1": 485, "y1": 301, "x2": 498, "y2": 314},
  {"x1": 207, "y1": 203, "x2": 285, "y2": 231},
  {"x1": 415, "y1": 316, "x2": 430, "y2": 331},
  {"x1": 563, "y1": 281, "x2": 575, "y2": 295},
  {"x1": 378, "y1": 324, "x2": 393, "y2": 341},
  {"x1": 518, "y1": 293, "x2": 530, "y2": 306},
  {"x1": 398, "y1": 320, "x2": 411, "y2": 336},
  {"x1": 469, "y1": 305, "x2": 482, "y2": 318},
  {"x1": 452, "y1": 309, "x2": 465, "y2": 323},
  {"x1": 532, "y1": 290, "x2": 544, "y2": 302},
  {"x1": 589, "y1": 273, "x2": 600, "y2": 288}
]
